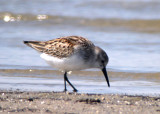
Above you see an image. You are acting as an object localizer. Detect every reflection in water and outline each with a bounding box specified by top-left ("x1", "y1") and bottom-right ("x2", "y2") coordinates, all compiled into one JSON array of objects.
[
  {"x1": 37, "y1": 15, "x2": 48, "y2": 21},
  {"x1": 2, "y1": 13, "x2": 22, "y2": 22}
]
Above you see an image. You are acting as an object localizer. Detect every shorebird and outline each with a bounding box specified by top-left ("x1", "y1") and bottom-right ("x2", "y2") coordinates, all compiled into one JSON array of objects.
[{"x1": 24, "y1": 36, "x2": 110, "y2": 92}]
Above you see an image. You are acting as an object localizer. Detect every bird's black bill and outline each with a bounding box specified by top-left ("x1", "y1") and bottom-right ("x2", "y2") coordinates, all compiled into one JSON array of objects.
[{"x1": 102, "y1": 67, "x2": 110, "y2": 87}]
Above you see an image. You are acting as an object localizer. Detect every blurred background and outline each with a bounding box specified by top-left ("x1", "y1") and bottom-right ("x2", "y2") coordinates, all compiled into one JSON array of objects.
[{"x1": 0, "y1": 0, "x2": 160, "y2": 95}]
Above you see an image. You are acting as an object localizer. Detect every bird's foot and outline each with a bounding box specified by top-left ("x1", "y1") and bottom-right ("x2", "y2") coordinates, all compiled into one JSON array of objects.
[
  {"x1": 73, "y1": 89, "x2": 78, "y2": 92},
  {"x1": 63, "y1": 89, "x2": 78, "y2": 93},
  {"x1": 63, "y1": 89, "x2": 67, "y2": 92}
]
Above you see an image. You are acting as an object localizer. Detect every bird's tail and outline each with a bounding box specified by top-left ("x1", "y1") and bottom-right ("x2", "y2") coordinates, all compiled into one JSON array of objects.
[{"x1": 23, "y1": 41, "x2": 46, "y2": 52}]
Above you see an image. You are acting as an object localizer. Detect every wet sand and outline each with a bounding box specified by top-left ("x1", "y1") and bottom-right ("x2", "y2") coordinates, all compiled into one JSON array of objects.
[{"x1": 0, "y1": 90, "x2": 159, "y2": 114}]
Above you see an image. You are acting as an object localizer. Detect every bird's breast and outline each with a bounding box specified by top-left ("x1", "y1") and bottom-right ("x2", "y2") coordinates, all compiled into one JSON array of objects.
[{"x1": 40, "y1": 53, "x2": 91, "y2": 71}]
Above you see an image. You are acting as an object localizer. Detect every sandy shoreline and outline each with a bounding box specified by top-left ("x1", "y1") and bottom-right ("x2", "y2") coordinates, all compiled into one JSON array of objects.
[{"x1": 0, "y1": 90, "x2": 159, "y2": 114}]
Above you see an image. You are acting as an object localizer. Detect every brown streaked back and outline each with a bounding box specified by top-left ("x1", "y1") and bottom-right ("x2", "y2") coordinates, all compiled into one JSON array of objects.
[{"x1": 24, "y1": 36, "x2": 94, "y2": 58}]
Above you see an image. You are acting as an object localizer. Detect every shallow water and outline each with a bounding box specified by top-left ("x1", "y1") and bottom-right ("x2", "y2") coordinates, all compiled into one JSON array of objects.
[
  {"x1": 0, "y1": 0, "x2": 160, "y2": 96},
  {"x1": 0, "y1": 67, "x2": 159, "y2": 96}
]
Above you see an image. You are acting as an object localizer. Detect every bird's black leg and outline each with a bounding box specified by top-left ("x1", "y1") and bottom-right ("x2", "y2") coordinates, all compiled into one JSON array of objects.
[
  {"x1": 64, "y1": 72, "x2": 67, "y2": 92},
  {"x1": 64, "y1": 72, "x2": 78, "y2": 92}
]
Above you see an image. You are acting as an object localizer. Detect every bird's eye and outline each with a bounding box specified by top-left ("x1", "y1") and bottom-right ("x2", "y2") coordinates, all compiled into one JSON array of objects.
[{"x1": 101, "y1": 60, "x2": 104, "y2": 63}]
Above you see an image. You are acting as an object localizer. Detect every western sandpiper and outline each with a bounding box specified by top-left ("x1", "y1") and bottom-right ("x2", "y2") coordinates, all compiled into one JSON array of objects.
[{"x1": 24, "y1": 36, "x2": 110, "y2": 92}]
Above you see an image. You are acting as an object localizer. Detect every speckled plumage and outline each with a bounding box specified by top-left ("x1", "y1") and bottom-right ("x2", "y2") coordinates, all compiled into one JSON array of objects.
[
  {"x1": 24, "y1": 36, "x2": 110, "y2": 92},
  {"x1": 24, "y1": 36, "x2": 94, "y2": 59}
]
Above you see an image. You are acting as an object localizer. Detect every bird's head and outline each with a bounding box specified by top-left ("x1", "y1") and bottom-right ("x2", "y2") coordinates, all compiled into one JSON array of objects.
[{"x1": 94, "y1": 46, "x2": 110, "y2": 87}]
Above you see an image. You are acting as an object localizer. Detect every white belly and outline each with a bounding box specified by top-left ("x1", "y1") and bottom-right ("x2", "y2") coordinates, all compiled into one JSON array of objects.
[{"x1": 40, "y1": 53, "x2": 89, "y2": 71}]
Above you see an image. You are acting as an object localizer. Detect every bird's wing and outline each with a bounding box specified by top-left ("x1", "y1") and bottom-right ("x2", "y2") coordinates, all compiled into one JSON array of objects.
[{"x1": 24, "y1": 36, "x2": 94, "y2": 58}]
